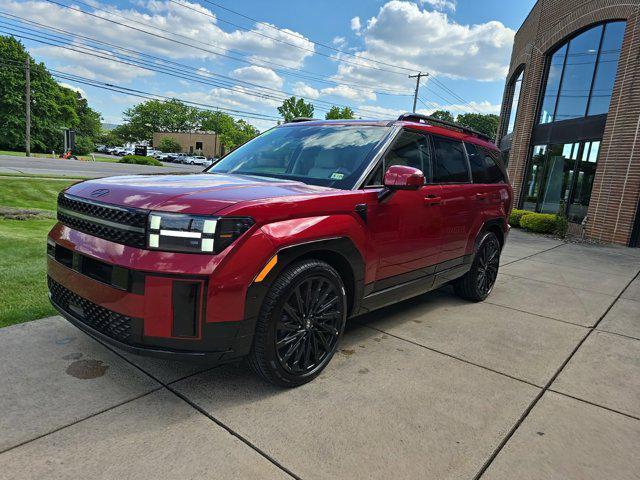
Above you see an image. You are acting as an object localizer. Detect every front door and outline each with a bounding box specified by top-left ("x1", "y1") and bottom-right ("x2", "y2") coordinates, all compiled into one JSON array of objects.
[{"x1": 365, "y1": 129, "x2": 443, "y2": 290}]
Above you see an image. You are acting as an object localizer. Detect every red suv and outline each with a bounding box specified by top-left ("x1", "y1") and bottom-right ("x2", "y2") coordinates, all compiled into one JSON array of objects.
[{"x1": 48, "y1": 114, "x2": 512, "y2": 386}]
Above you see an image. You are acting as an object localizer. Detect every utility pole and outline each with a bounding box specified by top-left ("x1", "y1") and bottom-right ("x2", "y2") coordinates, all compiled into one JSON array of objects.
[
  {"x1": 409, "y1": 72, "x2": 428, "y2": 113},
  {"x1": 25, "y1": 57, "x2": 31, "y2": 157}
]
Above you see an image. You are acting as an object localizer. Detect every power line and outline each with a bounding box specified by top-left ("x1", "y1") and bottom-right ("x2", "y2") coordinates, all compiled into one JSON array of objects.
[
  {"x1": 0, "y1": 24, "x2": 389, "y2": 119},
  {"x1": 197, "y1": 0, "x2": 417, "y2": 74},
  {"x1": 167, "y1": 0, "x2": 411, "y2": 76},
  {"x1": 34, "y1": 1, "x2": 411, "y2": 97},
  {"x1": 0, "y1": 59, "x2": 282, "y2": 122}
]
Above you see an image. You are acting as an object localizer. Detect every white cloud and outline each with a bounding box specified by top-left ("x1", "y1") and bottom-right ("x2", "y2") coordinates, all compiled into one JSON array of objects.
[
  {"x1": 58, "y1": 82, "x2": 88, "y2": 99},
  {"x1": 31, "y1": 45, "x2": 154, "y2": 83},
  {"x1": 420, "y1": 0, "x2": 456, "y2": 12},
  {"x1": 230, "y1": 66, "x2": 283, "y2": 89},
  {"x1": 333, "y1": 1, "x2": 514, "y2": 94},
  {"x1": 320, "y1": 84, "x2": 376, "y2": 102},
  {"x1": 292, "y1": 82, "x2": 320, "y2": 99},
  {"x1": 350, "y1": 16, "x2": 362, "y2": 34},
  {"x1": 332, "y1": 36, "x2": 347, "y2": 48},
  {"x1": 5, "y1": 0, "x2": 315, "y2": 71}
]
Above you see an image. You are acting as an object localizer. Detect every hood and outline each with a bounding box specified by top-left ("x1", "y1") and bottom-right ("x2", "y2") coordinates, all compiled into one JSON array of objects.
[{"x1": 64, "y1": 173, "x2": 336, "y2": 214}]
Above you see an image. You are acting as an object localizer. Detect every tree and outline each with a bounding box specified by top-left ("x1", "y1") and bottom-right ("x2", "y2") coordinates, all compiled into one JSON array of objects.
[
  {"x1": 118, "y1": 99, "x2": 200, "y2": 142},
  {"x1": 277, "y1": 96, "x2": 314, "y2": 122},
  {"x1": 325, "y1": 106, "x2": 355, "y2": 120},
  {"x1": 157, "y1": 136, "x2": 181, "y2": 153},
  {"x1": 0, "y1": 36, "x2": 102, "y2": 153},
  {"x1": 430, "y1": 110, "x2": 454, "y2": 123},
  {"x1": 456, "y1": 113, "x2": 499, "y2": 139},
  {"x1": 200, "y1": 110, "x2": 259, "y2": 151}
]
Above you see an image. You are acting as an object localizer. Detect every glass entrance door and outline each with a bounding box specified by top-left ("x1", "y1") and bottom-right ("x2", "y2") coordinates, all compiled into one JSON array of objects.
[{"x1": 521, "y1": 140, "x2": 601, "y2": 222}]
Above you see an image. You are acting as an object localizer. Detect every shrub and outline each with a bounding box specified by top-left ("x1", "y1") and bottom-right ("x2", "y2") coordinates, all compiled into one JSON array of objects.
[
  {"x1": 119, "y1": 155, "x2": 162, "y2": 166},
  {"x1": 520, "y1": 213, "x2": 558, "y2": 234},
  {"x1": 157, "y1": 137, "x2": 181, "y2": 153},
  {"x1": 73, "y1": 136, "x2": 94, "y2": 155},
  {"x1": 509, "y1": 209, "x2": 533, "y2": 228}
]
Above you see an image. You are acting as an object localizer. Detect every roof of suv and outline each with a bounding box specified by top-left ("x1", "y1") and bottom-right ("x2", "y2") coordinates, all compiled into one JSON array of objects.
[{"x1": 280, "y1": 113, "x2": 497, "y2": 150}]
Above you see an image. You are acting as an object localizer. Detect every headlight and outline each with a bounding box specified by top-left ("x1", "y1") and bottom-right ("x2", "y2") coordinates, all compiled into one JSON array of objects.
[{"x1": 147, "y1": 212, "x2": 254, "y2": 254}]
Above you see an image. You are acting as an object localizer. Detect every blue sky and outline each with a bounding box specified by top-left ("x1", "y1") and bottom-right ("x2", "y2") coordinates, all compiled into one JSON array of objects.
[{"x1": 3, "y1": 0, "x2": 536, "y2": 131}]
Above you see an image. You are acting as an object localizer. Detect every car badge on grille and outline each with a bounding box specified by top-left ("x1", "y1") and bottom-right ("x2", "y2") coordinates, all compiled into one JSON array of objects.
[{"x1": 90, "y1": 188, "x2": 110, "y2": 198}]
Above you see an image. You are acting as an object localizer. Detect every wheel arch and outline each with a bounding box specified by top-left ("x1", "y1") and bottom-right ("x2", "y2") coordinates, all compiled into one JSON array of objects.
[
  {"x1": 245, "y1": 237, "x2": 365, "y2": 321},
  {"x1": 477, "y1": 218, "x2": 507, "y2": 251}
]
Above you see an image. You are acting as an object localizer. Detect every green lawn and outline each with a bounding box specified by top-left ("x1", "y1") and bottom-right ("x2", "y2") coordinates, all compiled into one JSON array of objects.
[{"x1": 0, "y1": 176, "x2": 79, "y2": 328}]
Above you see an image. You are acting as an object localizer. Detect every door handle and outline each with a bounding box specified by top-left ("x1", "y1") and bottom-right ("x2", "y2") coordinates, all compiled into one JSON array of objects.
[
  {"x1": 424, "y1": 194, "x2": 442, "y2": 206},
  {"x1": 475, "y1": 193, "x2": 488, "y2": 201}
]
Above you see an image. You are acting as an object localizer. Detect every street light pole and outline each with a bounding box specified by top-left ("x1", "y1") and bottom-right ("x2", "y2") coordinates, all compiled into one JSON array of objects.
[
  {"x1": 409, "y1": 72, "x2": 428, "y2": 113},
  {"x1": 25, "y1": 57, "x2": 31, "y2": 157}
]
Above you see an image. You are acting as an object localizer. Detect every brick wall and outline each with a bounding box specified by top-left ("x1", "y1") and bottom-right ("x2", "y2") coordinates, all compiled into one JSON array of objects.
[{"x1": 497, "y1": 0, "x2": 640, "y2": 245}]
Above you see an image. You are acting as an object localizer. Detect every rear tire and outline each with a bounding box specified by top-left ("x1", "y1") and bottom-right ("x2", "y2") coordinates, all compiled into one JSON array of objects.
[
  {"x1": 454, "y1": 232, "x2": 501, "y2": 302},
  {"x1": 248, "y1": 259, "x2": 347, "y2": 387}
]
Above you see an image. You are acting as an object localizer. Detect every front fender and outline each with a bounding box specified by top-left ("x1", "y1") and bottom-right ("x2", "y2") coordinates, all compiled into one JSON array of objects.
[{"x1": 245, "y1": 214, "x2": 368, "y2": 319}]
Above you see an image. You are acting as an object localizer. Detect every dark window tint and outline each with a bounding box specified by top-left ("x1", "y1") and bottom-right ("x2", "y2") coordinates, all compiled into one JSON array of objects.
[
  {"x1": 384, "y1": 130, "x2": 430, "y2": 174},
  {"x1": 466, "y1": 143, "x2": 505, "y2": 184},
  {"x1": 432, "y1": 136, "x2": 469, "y2": 183}
]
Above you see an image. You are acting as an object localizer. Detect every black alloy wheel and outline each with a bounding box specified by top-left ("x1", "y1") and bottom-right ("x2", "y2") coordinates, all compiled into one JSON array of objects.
[
  {"x1": 454, "y1": 232, "x2": 501, "y2": 302},
  {"x1": 249, "y1": 259, "x2": 347, "y2": 387},
  {"x1": 475, "y1": 237, "x2": 500, "y2": 296},
  {"x1": 275, "y1": 276, "x2": 342, "y2": 375}
]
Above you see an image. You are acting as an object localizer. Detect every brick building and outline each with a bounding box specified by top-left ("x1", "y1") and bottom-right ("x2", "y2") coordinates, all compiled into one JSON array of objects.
[
  {"x1": 152, "y1": 131, "x2": 223, "y2": 158},
  {"x1": 497, "y1": 0, "x2": 640, "y2": 246}
]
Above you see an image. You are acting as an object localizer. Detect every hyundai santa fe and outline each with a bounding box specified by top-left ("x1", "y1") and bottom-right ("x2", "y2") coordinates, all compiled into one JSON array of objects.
[{"x1": 47, "y1": 114, "x2": 512, "y2": 386}]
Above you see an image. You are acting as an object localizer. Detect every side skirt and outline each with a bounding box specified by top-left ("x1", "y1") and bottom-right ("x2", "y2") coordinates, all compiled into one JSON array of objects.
[{"x1": 357, "y1": 255, "x2": 472, "y2": 314}]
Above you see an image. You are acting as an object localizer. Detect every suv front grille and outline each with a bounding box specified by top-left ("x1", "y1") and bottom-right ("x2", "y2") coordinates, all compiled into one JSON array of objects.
[
  {"x1": 57, "y1": 193, "x2": 148, "y2": 248},
  {"x1": 48, "y1": 276, "x2": 139, "y2": 343}
]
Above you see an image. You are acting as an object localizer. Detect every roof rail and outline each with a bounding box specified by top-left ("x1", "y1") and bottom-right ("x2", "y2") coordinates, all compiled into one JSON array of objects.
[
  {"x1": 288, "y1": 117, "x2": 316, "y2": 123},
  {"x1": 396, "y1": 113, "x2": 494, "y2": 142}
]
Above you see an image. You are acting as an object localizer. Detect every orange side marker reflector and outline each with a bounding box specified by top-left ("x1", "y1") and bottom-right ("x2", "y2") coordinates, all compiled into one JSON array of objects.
[{"x1": 255, "y1": 255, "x2": 278, "y2": 282}]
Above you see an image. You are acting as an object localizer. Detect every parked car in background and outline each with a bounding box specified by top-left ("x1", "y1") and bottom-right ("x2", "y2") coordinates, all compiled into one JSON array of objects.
[
  {"x1": 156, "y1": 153, "x2": 172, "y2": 161},
  {"x1": 185, "y1": 156, "x2": 209, "y2": 165},
  {"x1": 48, "y1": 114, "x2": 512, "y2": 387},
  {"x1": 106, "y1": 147, "x2": 120, "y2": 155},
  {"x1": 95, "y1": 145, "x2": 107, "y2": 153},
  {"x1": 172, "y1": 153, "x2": 189, "y2": 163}
]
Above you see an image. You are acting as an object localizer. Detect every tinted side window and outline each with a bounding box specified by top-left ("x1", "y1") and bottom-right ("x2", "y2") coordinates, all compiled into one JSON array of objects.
[
  {"x1": 432, "y1": 136, "x2": 469, "y2": 183},
  {"x1": 384, "y1": 130, "x2": 430, "y2": 174},
  {"x1": 466, "y1": 142, "x2": 506, "y2": 184}
]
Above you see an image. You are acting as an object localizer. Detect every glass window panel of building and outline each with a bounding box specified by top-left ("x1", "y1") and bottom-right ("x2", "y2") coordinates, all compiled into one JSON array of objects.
[
  {"x1": 523, "y1": 140, "x2": 601, "y2": 222},
  {"x1": 538, "y1": 21, "x2": 626, "y2": 124},
  {"x1": 506, "y1": 70, "x2": 524, "y2": 134}
]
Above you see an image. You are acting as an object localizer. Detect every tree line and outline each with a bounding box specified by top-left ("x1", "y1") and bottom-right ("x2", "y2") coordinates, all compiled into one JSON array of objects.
[{"x1": 0, "y1": 36, "x2": 101, "y2": 155}]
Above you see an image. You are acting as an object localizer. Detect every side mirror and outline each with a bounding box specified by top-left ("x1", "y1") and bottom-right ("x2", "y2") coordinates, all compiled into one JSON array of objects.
[{"x1": 383, "y1": 165, "x2": 425, "y2": 191}]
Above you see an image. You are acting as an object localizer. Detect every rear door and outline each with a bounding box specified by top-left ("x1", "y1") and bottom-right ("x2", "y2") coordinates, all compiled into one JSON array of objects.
[
  {"x1": 466, "y1": 142, "x2": 510, "y2": 224},
  {"x1": 430, "y1": 135, "x2": 477, "y2": 264},
  {"x1": 365, "y1": 129, "x2": 443, "y2": 289}
]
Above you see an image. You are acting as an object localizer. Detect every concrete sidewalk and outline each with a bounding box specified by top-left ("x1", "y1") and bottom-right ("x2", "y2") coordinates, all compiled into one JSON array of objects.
[{"x1": 0, "y1": 230, "x2": 638, "y2": 479}]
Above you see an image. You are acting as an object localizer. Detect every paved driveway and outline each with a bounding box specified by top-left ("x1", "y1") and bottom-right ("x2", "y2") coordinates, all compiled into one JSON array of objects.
[{"x1": 1, "y1": 230, "x2": 639, "y2": 479}]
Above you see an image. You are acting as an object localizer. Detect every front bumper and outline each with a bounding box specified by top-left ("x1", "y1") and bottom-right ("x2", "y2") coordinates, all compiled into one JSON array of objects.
[{"x1": 46, "y1": 238, "x2": 256, "y2": 363}]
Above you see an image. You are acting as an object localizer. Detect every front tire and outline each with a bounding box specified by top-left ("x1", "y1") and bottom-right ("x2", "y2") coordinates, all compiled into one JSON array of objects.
[
  {"x1": 249, "y1": 259, "x2": 347, "y2": 387},
  {"x1": 454, "y1": 232, "x2": 501, "y2": 302}
]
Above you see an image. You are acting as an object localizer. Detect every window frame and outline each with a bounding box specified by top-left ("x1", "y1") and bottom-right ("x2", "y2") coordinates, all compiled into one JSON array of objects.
[
  {"x1": 536, "y1": 20, "x2": 626, "y2": 125},
  {"x1": 431, "y1": 134, "x2": 472, "y2": 185},
  {"x1": 504, "y1": 66, "x2": 525, "y2": 137},
  {"x1": 361, "y1": 127, "x2": 433, "y2": 188}
]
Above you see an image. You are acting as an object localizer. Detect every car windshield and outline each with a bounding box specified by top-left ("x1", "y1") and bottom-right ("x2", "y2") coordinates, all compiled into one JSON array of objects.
[{"x1": 206, "y1": 124, "x2": 391, "y2": 189}]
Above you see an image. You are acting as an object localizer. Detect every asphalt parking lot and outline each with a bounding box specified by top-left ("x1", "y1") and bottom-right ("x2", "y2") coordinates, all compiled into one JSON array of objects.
[
  {"x1": 0, "y1": 230, "x2": 638, "y2": 479},
  {"x1": 0, "y1": 155, "x2": 203, "y2": 178}
]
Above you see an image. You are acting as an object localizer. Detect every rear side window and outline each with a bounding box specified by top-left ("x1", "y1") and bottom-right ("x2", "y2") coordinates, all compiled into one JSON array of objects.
[
  {"x1": 466, "y1": 143, "x2": 506, "y2": 183},
  {"x1": 432, "y1": 136, "x2": 469, "y2": 183}
]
